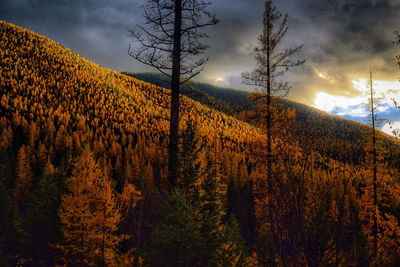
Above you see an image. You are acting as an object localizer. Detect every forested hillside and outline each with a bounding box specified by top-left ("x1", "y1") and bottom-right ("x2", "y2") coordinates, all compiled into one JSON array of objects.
[
  {"x1": 127, "y1": 72, "x2": 400, "y2": 167},
  {"x1": 2, "y1": 21, "x2": 400, "y2": 266},
  {"x1": 124, "y1": 72, "x2": 253, "y2": 115},
  {"x1": 0, "y1": 21, "x2": 264, "y2": 265}
]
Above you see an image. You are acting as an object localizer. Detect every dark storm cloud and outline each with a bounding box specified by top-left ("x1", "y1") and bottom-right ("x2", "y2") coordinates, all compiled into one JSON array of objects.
[
  {"x1": 298, "y1": 0, "x2": 396, "y2": 63},
  {"x1": 270, "y1": 0, "x2": 400, "y2": 104},
  {"x1": 0, "y1": 0, "x2": 146, "y2": 71},
  {"x1": 1, "y1": 0, "x2": 400, "y2": 107},
  {"x1": 200, "y1": 0, "x2": 400, "y2": 106}
]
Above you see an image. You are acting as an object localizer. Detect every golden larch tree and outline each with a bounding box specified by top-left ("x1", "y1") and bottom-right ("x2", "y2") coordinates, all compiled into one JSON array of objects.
[
  {"x1": 58, "y1": 148, "x2": 126, "y2": 266},
  {"x1": 13, "y1": 145, "x2": 33, "y2": 203}
]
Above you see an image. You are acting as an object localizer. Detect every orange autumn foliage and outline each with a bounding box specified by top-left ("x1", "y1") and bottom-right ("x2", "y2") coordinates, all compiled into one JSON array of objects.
[{"x1": 57, "y1": 148, "x2": 133, "y2": 265}]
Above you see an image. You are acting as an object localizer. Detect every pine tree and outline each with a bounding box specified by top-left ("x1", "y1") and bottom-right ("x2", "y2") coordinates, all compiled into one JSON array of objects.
[
  {"x1": 23, "y1": 158, "x2": 62, "y2": 266},
  {"x1": 359, "y1": 135, "x2": 400, "y2": 265},
  {"x1": 359, "y1": 70, "x2": 387, "y2": 264},
  {"x1": 199, "y1": 153, "x2": 226, "y2": 266},
  {"x1": 0, "y1": 168, "x2": 19, "y2": 266},
  {"x1": 13, "y1": 145, "x2": 33, "y2": 203},
  {"x1": 146, "y1": 189, "x2": 203, "y2": 267},
  {"x1": 95, "y1": 166, "x2": 127, "y2": 266},
  {"x1": 227, "y1": 161, "x2": 255, "y2": 244},
  {"x1": 58, "y1": 152, "x2": 97, "y2": 265},
  {"x1": 58, "y1": 148, "x2": 125, "y2": 266},
  {"x1": 368, "y1": 70, "x2": 379, "y2": 259},
  {"x1": 179, "y1": 118, "x2": 201, "y2": 203},
  {"x1": 224, "y1": 217, "x2": 249, "y2": 267},
  {"x1": 242, "y1": 0, "x2": 304, "y2": 189},
  {"x1": 199, "y1": 147, "x2": 246, "y2": 266}
]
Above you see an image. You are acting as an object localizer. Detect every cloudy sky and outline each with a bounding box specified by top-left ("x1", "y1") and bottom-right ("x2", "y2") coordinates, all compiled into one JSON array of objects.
[{"x1": 1, "y1": 0, "x2": 400, "y2": 134}]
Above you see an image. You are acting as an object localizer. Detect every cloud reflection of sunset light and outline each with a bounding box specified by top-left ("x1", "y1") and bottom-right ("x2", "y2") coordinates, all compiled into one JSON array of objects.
[
  {"x1": 313, "y1": 79, "x2": 400, "y2": 113},
  {"x1": 313, "y1": 78, "x2": 400, "y2": 135}
]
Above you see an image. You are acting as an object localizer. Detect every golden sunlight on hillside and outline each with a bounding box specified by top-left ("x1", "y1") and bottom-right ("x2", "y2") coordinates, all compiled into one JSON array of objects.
[{"x1": 2, "y1": 0, "x2": 400, "y2": 264}]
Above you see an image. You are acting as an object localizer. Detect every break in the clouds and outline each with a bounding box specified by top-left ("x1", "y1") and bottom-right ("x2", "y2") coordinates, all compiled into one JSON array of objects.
[
  {"x1": 312, "y1": 78, "x2": 400, "y2": 135},
  {"x1": 1, "y1": 0, "x2": 400, "y2": 131}
]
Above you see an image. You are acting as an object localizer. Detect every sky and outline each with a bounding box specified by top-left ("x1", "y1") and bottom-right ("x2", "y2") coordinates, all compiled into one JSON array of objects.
[{"x1": 1, "y1": 0, "x2": 400, "y2": 134}]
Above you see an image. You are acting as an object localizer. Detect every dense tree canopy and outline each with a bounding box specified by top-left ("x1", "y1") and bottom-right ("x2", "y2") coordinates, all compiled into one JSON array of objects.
[{"x1": 1, "y1": 18, "x2": 400, "y2": 266}]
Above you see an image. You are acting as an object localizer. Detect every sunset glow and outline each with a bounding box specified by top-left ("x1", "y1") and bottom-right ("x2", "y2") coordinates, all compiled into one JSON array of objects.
[
  {"x1": 313, "y1": 78, "x2": 400, "y2": 135},
  {"x1": 314, "y1": 79, "x2": 400, "y2": 111}
]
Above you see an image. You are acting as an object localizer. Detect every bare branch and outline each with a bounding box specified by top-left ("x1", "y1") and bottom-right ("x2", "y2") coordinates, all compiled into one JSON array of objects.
[
  {"x1": 128, "y1": 0, "x2": 217, "y2": 185},
  {"x1": 242, "y1": 0, "x2": 304, "y2": 97}
]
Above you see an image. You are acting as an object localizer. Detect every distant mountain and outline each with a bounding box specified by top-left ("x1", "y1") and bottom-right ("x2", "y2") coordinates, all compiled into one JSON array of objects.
[
  {"x1": 126, "y1": 72, "x2": 400, "y2": 167},
  {"x1": 123, "y1": 72, "x2": 253, "y2": 116}
]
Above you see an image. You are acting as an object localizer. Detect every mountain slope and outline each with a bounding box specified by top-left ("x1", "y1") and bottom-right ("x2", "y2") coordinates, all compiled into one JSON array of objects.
[
  {"x1": 124, "y1": 72, "x2": 254, "y2": 116},
  {"x1": 0, "y1": 21, "x2": 269, "y2": 188},
  {"x1": 126, "y1": 72, "x2": 400, "y2": 167},
  {"x1": 2, "y1": 21, "x2": 400, "y2": 267},
  {"x1": 0, "y1": 20, "x2": 272, "y2": 264}
]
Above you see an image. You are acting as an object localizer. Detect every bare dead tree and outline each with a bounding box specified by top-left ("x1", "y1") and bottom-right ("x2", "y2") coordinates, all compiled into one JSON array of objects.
[
  {"x1": 242, "y1": 0, "x2": 304, "y2": 196},
  {"x1": 365, "y1": 69, "x2": 384, "y2": 260},
  {"x1": 128, "y1": 0, "x2": 217, "y2": 187},
  {"x1": 242, "y1": 2, "x2": 303, "y2": 264},
  {"x1": 369, "y1": 70, "x2": 378, "y2": 259}
]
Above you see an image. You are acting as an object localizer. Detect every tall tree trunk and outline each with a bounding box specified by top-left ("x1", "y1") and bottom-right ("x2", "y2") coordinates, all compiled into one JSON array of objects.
[
  {"x1": 370, "y1": 70, "x2": 378, "y2": 259},
  {"x1": 80, "y1": 228, "x2": 84, "y2": 267},
  {"x1": 168, "y1": 0, "x2": 182, "y2": 187},
  {"x1": 265, "y1": 2, "x2": 272, "y2": 194},
  {"x1": 265, "y1": 16, "x2": 280, "y2": 267},
  {"x1": 266, "y1": 56, "x2": 271, "y2": 189},
  {"x1": 101, "y1": 203, "x2": 106, "y2": 267}
]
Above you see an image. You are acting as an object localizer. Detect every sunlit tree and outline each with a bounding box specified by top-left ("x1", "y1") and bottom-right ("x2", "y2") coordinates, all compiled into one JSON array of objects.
[
  {"x1": 242, "y1": 0, "x2": 304, "y2": 186},
  {"x1": 13, "y1": 145, "x2": 32, "y2": 203},
  {"x1": 58, "y1": 149, "x2": 126, "y2": 265}
]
